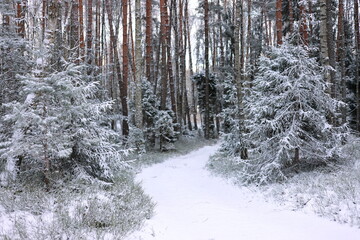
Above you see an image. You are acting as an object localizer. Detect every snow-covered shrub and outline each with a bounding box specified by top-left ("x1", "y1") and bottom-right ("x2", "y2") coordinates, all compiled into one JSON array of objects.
[
  {"x1": 154, "y1": 110, "x2": 179, "y2": 151},
  {"x1": 0, "y1": 176, "x2": 154, "y2": 239},
  {"x1": 263, "y1": 137, "x2": 360, "y2": 227},
  {"x1": 0, "y1": 63, "x2": 125, "y2": 186},
  {"x1": 127, "y1": 126, "x2": 146, "y2": 154},
  {"x1": 242, "y1": 42, "x2": 348, "y2": 184}
]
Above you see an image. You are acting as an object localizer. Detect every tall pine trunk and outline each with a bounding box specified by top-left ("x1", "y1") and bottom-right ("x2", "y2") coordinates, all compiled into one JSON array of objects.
[
  {"x1": 276, "y1": 0, "x2": 282, "y2": 45},
  {"x1": 204, "y1": 0, "x2": 210, "y2": 139},
  {"x1": 122, "y1": 0, "x2": 129, "y2": 137},
  {"x1": 134, "y1": 0, "x2": 143, "y2": 129},
  {"x1": 86, "y1": 0, "x2": 93, "y2": 67},
  {"x1": 145, "y1": 0, "x2": 153, "y2": 83},
  {"x1": 354, "y1": 0, "x2": 360, "y2": 130},
  {"x1": 337, "y1": 0, "x2": 346, "y2": 124}
]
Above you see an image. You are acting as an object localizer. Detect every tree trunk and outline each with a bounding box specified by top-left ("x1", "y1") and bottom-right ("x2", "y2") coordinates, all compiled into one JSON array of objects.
[
  {"x1": 170, "y1": 0, "x2": 180, "y2": 125},
  {"x1": 326, "y1": 0, "x2": 336, "y2": 99},
  {"x1": 288, "y1": 0, "x2": 294, "y2": 33},
  {"x1": 319, "y1": 0, "x2": 332, "y2": 95},
  {"x1": 204, "y1": 0, "x2": 210, "y2": 139},
  {"x1": 134, "y1": 0, "x2": 143, "y2": 129},
  {"x1": 86, "y1": 0, "x2": 93, "y2": 67},
  {"x1": 122, "y1": 0, "x2": 129, "y2": 137},
  {"x1": 337, "y1": 0, "x2": 346, "y2": 124},
  {"x1": 179, "y1": 0, "x2": 186, "y2": 128},
  {"x1": 355, "y1": 0, "x2": 360, "y2": 130},
  {"x1": 145, "y1": 0, "x2": 153, "y2": 83},
  {"x1": 79, "y1": 0, "x2": 85, "y2": 61},
  {"x1": 160, "y1": 0, "x2": 168, "y2": 110},
  {"x1": 16, "y1": 0, "x2": 26, "y2": 38},
  {"x1": 42, "y1": 0, "x2": 47, "y2": 41},
  {"x1": 276, "y1": 0, "x2": 282, "y2": 45},
  {"x1": 95, "y1": 0, "x2": 101, "y2": 67},
  {"x1": 70, "y1": 0, "x2": 79, "y2": 60},
  {"x1": 186, "y1": 4, "x2": 197, "y2": 130},
  {"x1": 299, "y1": 2, "x2": 308, "y2": 45},
  {"x1": 183, "y1": 0, "x2": 192, "y2": 131}
]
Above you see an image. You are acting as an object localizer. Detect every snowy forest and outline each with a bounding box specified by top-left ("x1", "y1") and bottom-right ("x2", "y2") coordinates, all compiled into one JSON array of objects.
[{"x1": 1, "y1": 0, "x2": 360, "y2": 239}]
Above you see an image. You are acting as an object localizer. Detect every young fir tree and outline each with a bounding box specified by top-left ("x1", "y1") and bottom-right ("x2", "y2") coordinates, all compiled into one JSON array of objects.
[
  {"x1": 244, "y1": 42, "x2": 347, "y2": 183},
  {"x1": 0, "y1": 63, "x2": 124, "y2": 187}
]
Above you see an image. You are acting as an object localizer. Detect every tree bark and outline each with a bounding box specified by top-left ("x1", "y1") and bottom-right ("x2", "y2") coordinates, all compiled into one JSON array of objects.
[
  {"x1": 86, "y1": 0, "x2": 93, "y2": 67},
  {"x1": 134, "y1": 0, "x2": 143, "y2": 129},
  {"x1": 337, "y1": 0, "x2": 346, "y2": 124},
  {"x1": 16, "y1": 0, "x2": 26, "y2": 38},
  {"x1": 186, "y1": 4, "x2": 197, "y2": 130},
  {"x1": 288, "y1": 0, "x2": 294, "y2": 34},
  {"x1": 160, "y1": 0, "x2": 168, "y2": 110},
  {"x1": 276, "y1": 0, "x2": 282, "y2": 45},
  {"x1": 95, "y1": 0, "x2": 101, "y2": 67},
  {"x1": 79, "y1": 0, "x2": 85, "y2": 60},
  {"x1": 122, "y1": 0, "x2": 129, "y2": 137},
  {"x1": 354, "y1": 0, "x2": 360, "y2": 130},
  {"x1": 299, "y1": 2, "x2": 308, "y2": 45},
  {"x1": 145, "y1": 0, "x2": 153, "y2": 83},
  {"x1": 70, "y1": 0, "x2": 79, "y2": 60},
  {"x1": 204, "y1": 0, "x2": 210, "y2": 139}
]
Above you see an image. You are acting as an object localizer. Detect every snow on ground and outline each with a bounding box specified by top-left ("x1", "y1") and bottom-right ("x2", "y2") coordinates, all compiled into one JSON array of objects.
[{"x1": 126, "y1": 143, "x2": 360, "y2": 240}]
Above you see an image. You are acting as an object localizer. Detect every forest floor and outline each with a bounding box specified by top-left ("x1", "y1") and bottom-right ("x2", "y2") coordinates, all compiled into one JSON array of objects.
[{"x1": 126, "y1": 143, "x2": 360, "y2": 240}]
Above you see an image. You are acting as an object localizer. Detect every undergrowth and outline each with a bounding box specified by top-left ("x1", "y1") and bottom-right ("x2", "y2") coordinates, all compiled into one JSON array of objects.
[
  {"x1": 0, "y1": 172, "x2": 154, "y2": 240},
  {"x1": 207, "y1": 136, "x2": 360, "y2": 227},
  {"x1": 0, "y1": 132, "x2": 214, "y2": 239}
]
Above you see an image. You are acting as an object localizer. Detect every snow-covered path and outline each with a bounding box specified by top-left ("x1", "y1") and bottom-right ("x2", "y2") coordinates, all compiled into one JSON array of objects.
[{"x1": 127, "y1": 144, "x2": 360, "y2": 240}]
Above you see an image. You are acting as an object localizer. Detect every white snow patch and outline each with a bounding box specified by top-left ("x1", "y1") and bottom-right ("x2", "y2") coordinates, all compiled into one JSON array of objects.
[{"x1": 126, "y1": 144, "x2": 360, "y2": 240}]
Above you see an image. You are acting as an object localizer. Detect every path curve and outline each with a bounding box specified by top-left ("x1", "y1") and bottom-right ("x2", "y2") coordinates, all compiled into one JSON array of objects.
[{"x1": 126, "y1": 144, "x2": 360, "y2": 240}]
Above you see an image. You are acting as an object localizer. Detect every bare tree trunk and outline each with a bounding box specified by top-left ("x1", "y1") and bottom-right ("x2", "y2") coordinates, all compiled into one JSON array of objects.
[
  {"x1": 288, "y1": 0, "x2": 294, "y2": 33},
  {"x1": 79, "y1": 0, "x2": 85, "y2": 61},
  {"x1": 16, "y1": 0, "x2": 26, "y2": 38},
  {"x1": 276, "y1": 0, "x2": 282, "y2": 45},
  {"x1": 86, "y1": 0, "x2": 93, "y2": 67},
  {"x1": 246, "y1": 0, "x2": 252, "y2": 61},
  {"x1": 171, "y1": 0, "x2": 180, "y2": 126},
  {"x1": 122, "y1": 0, "x2": 129, "y2": 137},
  {"x1": 264, "y1": 8, "x2": 270, "y2": 46},
  {"x1": 186, "y1": 5, "x2": 198, "y2": 130},
  {"x1": 179, "y1": 0, "x2": 187, "y2": 128},
  {"x1": 183, "y1": 0, "x2": 192, "y2": 131},
  {"x1": 204, "y1": 0, "x2": 210, "y2": 139},
  {"x1": 95, "y1": 0, "x2": 101, "y2": 67},
  {"x1": 166, "y1": 1, "x2": 177, "y2": 121},
  {"x1": 160, "y1": 0, "x2": 168, "y2": 110},
  {"x1": 70, "y1": 0, "x2": 79, "y2": 60},
  {"x1": 337, "y1": 0, "x2": 346, "y2": 124},
  {"x1": 326, "y1": 0, "x2": 336, "y2": 100},
  {"x1": 354, "y1": 0, "x2": 360, "y2": 130},
  {"x1": 299, "y1": 2, "x2": 309, "y2": 45},
  {"x1": 145, "y1": 0, "x2": 153, "y2": 83},
  {"x1": 134, "y1": 0, "x2": 143, "y2": 129},
  {"x1": 235, "y1": 0, "x2": 247, "y2": 158},
  {"x1": 42, "y1": 0, "x2": 47, "y2": 41},
  {"x1": 319, "y1": 0, "x2": 331, "y2": 94}
]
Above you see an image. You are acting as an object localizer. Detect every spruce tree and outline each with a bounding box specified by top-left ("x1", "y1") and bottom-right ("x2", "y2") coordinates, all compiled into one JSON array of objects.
[
  {"x1": 1, "y1": 63, "x2": 124, "y2": 186},
  {"x1": 244, "y1": 42, "x2": 347, "y2": 183}
]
